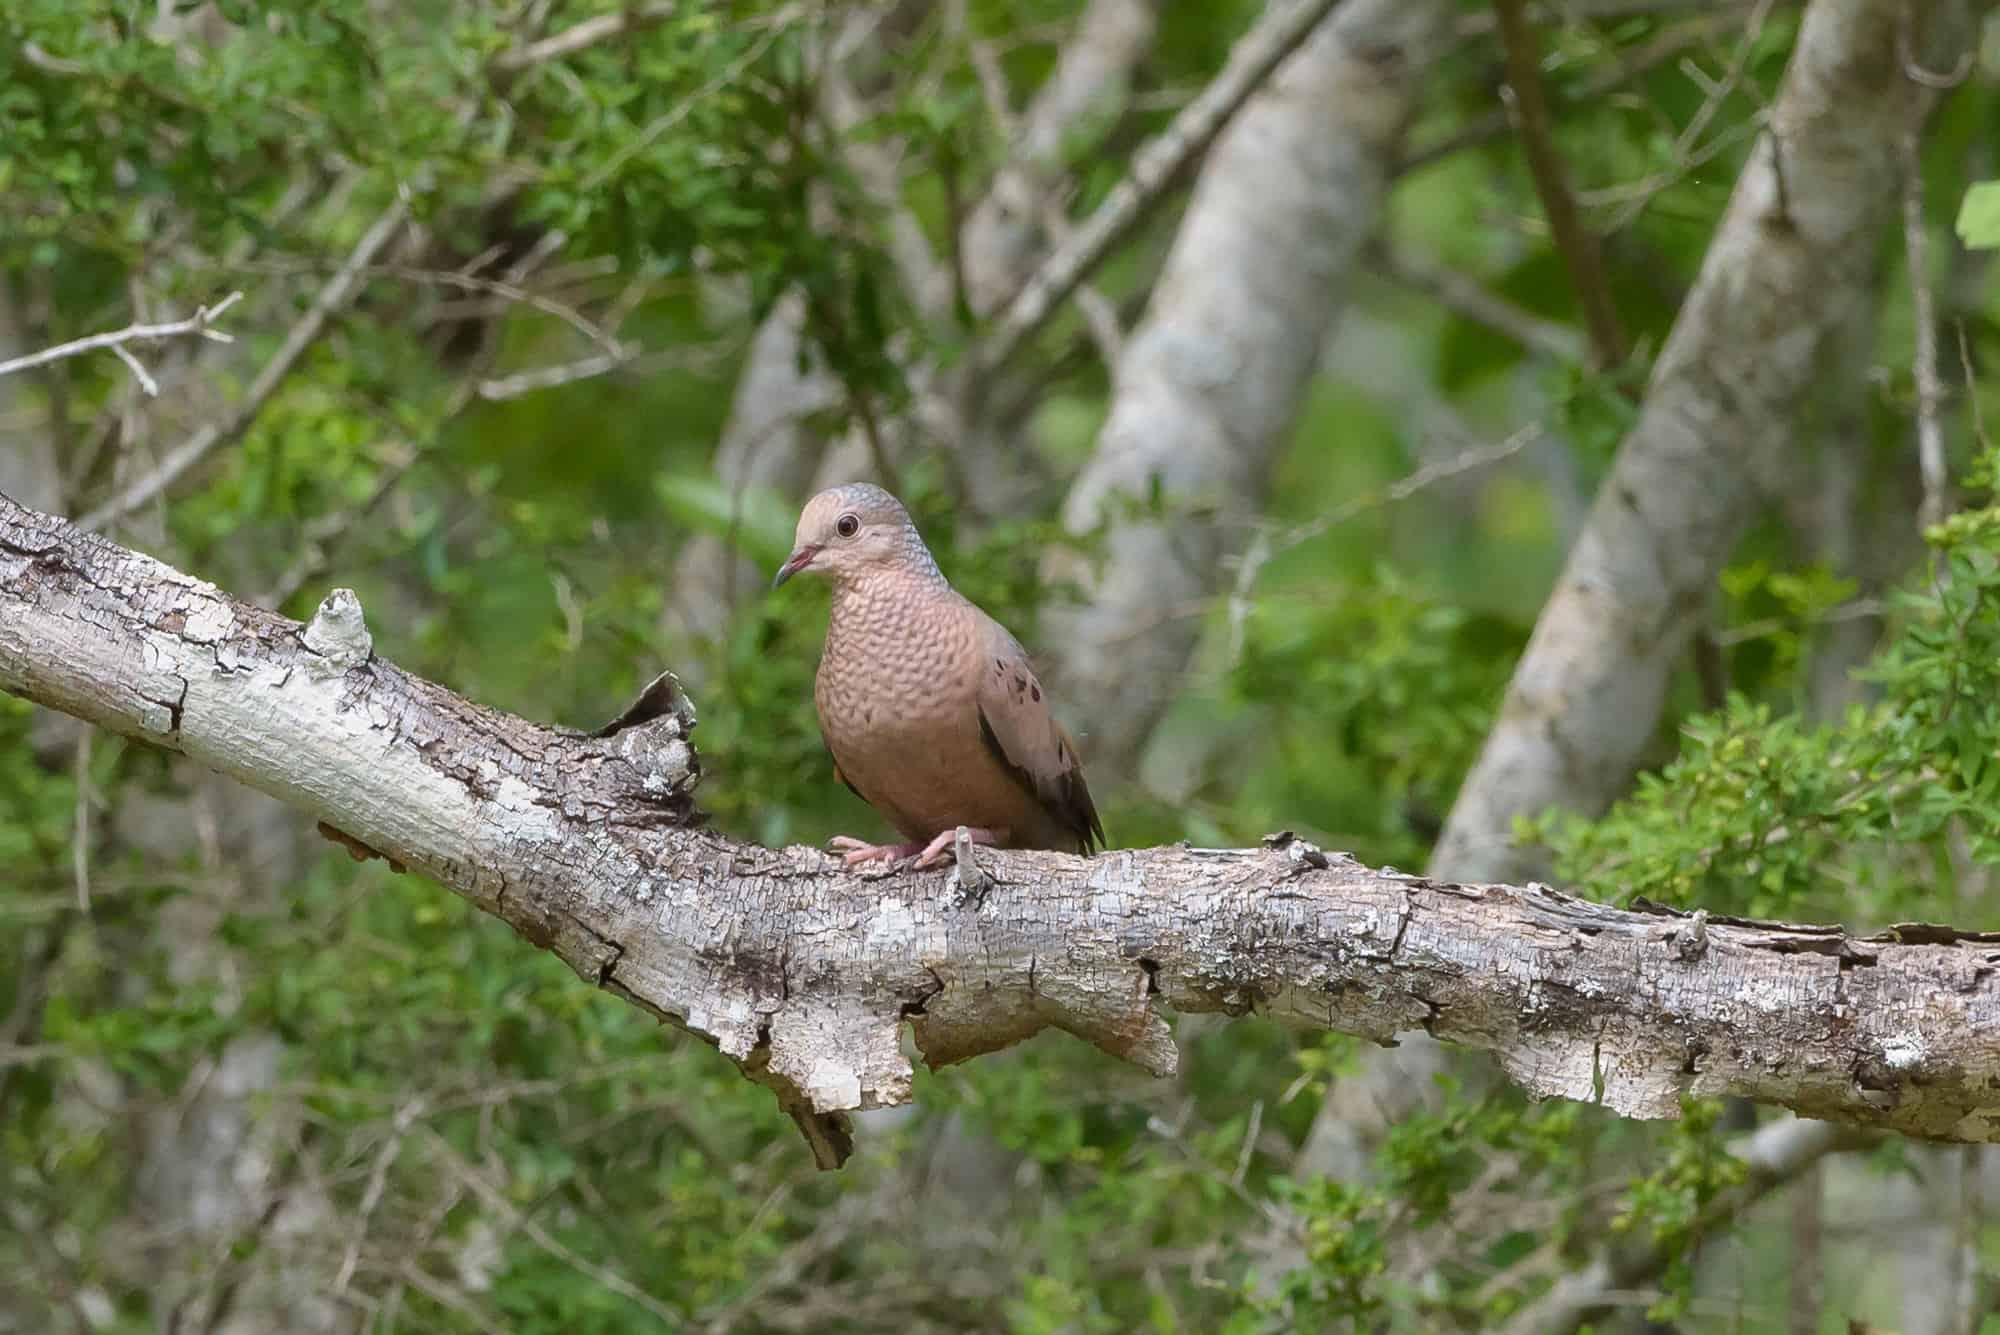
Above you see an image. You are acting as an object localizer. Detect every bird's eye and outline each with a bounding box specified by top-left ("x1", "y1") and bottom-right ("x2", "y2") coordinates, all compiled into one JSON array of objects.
[{"x1": 835, "y1": 513, "x2": 860, "y2": 539}]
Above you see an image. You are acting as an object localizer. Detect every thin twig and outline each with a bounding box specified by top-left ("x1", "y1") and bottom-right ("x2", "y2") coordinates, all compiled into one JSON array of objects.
[
  {"x1": 1455, "y1": 0, "x2": 1784, "y2": 37},
  {"x1": 973, "y1": 0, "x2": 1342, "y2": 377},
  {"x1": 71, "y1": 728, "x2": 92, "y2": 913},
  {"x1": 332, "y1": 1098, "x2": 427, "y2": 1296},
  {"x1": 1596, "y1": 0, "x2": 1777, "y2": 232},
  {"x1": 579, "y1": 11, "x2": 796, "y2": 192},
  {"x1": 418, "y1": 1126, "x2": 684, "y2": 1329},
  {"x1": 1375, "y1": 243, "x2": 1585, "y2": 363},
  {"x1": 1959, "y1": 323, "x2": 1991, "y2": 456},
  {"x1": 1223, "y1": 425, "x2": 1544, "y2": 661},
  {"x1": 78, "y1": 197, "x2": 410, "y2": 532},
  {"x1": 1491, "y1": 0, "x2": 1628, "y2": 369},
  {"x1": 479, "y1": 348, "x2": 634, "y2": 401},
  {"x1": 1899, "y1": 12, "x2": 1965, "y2": 532},
  {"x1": 0, "y1": 292, "x2": 242, "y2": 395},
  {"x1": 1404, "y1": 10, "x2": 1746, "y2": 173},
  {"x1": 488, "y1": 2, "x2": 682, "y2": 78}
]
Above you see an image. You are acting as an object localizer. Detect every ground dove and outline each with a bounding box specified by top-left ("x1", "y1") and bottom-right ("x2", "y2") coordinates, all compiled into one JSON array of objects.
[{"x1": 772, "y1": 483, "x2": 1105, "y2": 868}]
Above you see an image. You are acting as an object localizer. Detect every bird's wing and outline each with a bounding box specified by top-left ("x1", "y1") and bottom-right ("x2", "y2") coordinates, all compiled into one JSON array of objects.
[
  {"x1": 972, "y1": 613, "x2": 1105, "y2": 854},
  {"x1": 827, "y1": 751, "x2": 865, "y2": 803}
]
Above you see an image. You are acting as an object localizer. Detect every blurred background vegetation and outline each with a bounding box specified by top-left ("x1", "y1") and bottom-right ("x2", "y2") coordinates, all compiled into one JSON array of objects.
[{"x1": 4, "y1": 0, "x2": 2000, "y2": 1330}]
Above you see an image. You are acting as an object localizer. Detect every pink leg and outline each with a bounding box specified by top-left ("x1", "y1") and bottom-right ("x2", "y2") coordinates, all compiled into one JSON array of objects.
[
  {"x1": 911, "y1": 825, "x2": 1005, "y2": 870},
  {"x1": 829, "y1": 835, "x2": 924, "y2": 867}
]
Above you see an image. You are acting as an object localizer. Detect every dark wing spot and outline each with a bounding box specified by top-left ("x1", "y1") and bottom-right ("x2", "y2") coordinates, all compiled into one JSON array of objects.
[{"x1": 1030, "y1": 684, "x2": 1041, "y2": 702}]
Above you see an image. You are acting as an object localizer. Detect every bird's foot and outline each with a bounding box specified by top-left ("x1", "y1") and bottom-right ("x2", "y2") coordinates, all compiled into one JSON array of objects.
[
  {"x1": 913, "y1": 825, "x2": 1004, "y2": 870},
  {"x1": 830, "y1": 835, "x2": 925, "y2": 867}
]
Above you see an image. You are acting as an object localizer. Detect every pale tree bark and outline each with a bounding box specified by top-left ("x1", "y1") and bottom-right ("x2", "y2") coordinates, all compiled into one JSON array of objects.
[
  {"x1": 8, "y1": 491, "x2": 2000, "y2": 1172},
  {"x1": 1300, "y1": 0, "x2": 1974, "y2": 1233},
  {"x1": 1430, "y1": 0, "x2": 1973, "y2": 886},
  {"x1": 661, "y1": 292, "x2": 840, "y2": 663},
  {"x1": 1043, "y1": 0, "x2": 1454, "y2": 773},
  {"x1": 1324, "y1": 0, "x2": 1980, "y2": 1313},
  {"x1": 956, "y1": 0, "x2": 1162, "y2": 316}
]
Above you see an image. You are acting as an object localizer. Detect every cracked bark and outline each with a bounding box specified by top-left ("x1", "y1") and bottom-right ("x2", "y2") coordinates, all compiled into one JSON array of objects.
[{"x1": 7, "y1": 491, "x2": 2000, "y2": 1169}]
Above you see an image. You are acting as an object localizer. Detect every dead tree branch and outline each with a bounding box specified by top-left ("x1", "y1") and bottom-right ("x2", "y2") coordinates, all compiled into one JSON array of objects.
[
  {"x1": 6, "y1": 490, "x2": 2000, "y2": 1170},
  {"x1": 0, "y1": 291, "x2": 243, "y2": 397}
]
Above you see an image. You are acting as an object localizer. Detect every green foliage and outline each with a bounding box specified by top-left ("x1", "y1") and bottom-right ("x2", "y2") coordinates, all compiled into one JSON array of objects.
[
  {"x1": 1, "y1": 2, "x2": 1993, "y2": 1331},
  {"x1": 1230, "y1": 569, "x2": 1519, "y2": 866},
  {"x1": 1957, "y1": 180, "x2": 2000, "y2": 250},
  {"x1": 1536, "y1": 483, "x2": 2000, "y2": 920},
  {"x1": 1255, "y1": 1177, "x2": 1388, "y2": 1326},
  {"x1": 1609, "y1": 1099, "x2": 1749, "y2": 1322}
]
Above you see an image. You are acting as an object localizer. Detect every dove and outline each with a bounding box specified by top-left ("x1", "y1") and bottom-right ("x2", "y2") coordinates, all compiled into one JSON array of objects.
[{"x1": 772, "y1": 484, "x2": 1104, "y2": 868}]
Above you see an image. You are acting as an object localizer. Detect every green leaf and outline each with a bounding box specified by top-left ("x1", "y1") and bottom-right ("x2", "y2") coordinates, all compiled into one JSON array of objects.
[{"x1": 1955, "y1": 181, "x2": 2000, "y2": 249}]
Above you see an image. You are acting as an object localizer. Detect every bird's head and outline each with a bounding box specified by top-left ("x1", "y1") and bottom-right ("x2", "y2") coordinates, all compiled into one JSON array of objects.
[{"x1": 772, "y1": 483, "x2": 940, "y2": 589}]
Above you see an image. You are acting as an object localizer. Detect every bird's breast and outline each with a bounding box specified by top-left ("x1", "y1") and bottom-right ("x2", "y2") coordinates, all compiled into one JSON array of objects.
[{"x1": 816, "y1": 585, "x2": 1015, "y2": 840}]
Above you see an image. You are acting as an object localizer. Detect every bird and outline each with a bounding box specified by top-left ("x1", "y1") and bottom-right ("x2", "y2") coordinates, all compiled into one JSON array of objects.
[{"x1": 771, "y1": 483, "x2": 1104, "y2": 869}]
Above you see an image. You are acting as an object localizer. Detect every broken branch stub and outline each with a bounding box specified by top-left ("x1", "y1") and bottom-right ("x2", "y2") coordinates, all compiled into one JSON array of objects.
[{"x1": 4, "y1": 489, "x2": 2000, "y2": 1168}]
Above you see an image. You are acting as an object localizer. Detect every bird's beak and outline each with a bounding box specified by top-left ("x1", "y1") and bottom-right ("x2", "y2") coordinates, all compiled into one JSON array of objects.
[{"x1": 771, "y1": 544, "x2": 821, "y2": 589}]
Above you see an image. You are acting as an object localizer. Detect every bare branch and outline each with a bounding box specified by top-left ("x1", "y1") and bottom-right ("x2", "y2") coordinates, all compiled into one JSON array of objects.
[
  {"x1": 972, "y1": 0, "x2": 1345, "y2": 377},
  {"x1": 1491, "y1": 0, "x2": 1628, "y2": 368},
  {"x1": 1226, "y1": 426, "x2": 1543, "y2": 662},
  {"x1": 0, "y1": 291, "x2": 243, "y2": 396},
  {"x1": 8, "y1": 491, "x2": 2000, "y2": 1171},
  {"x1": 477, "y1": 348, "x2": 634, "y2": 401},
  {"x1": 1403, "y1": 8, "x2": 1766, "y2": 173},
  {"x1": 958, "y1": 0, "x2": 1162, "y2": 315},
  {"x1": 77, "y1": 197, "x2": 410, "y2": 532},
  {"x1": 1374, "y1": 246, "x2": 1587, "y2": 363},
  {"x1": 487, "y1": 2, "x2": 681, "y2": 78}
]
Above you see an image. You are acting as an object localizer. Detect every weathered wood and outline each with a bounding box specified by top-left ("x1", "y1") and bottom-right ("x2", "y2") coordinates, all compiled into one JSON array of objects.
[{"x1": 4, "y1": 490, "x2": 1998, "y2": 1168}]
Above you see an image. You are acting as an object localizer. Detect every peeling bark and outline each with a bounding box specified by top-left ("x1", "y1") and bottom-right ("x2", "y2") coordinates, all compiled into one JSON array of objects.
[
  {"x1": 7, "y1": 492, "x2": 2000, "y2": 1169},
  {"x1": 1043, "y1": 0, "x2": 1454, "y2": 772}
]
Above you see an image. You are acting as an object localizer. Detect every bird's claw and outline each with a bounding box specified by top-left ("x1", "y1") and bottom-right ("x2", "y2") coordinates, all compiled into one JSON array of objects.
[
  {"x1": 829, "y1": 835, "x2": 923, "y2": 867},
  {"x1": 912, "y1": 824, "x2": 1001, "y2": 870}
]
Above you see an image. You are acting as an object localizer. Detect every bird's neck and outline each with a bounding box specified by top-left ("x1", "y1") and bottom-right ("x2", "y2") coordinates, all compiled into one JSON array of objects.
[{"x1": 827, "y1": 567, "x2": 955, "y2": 645}]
